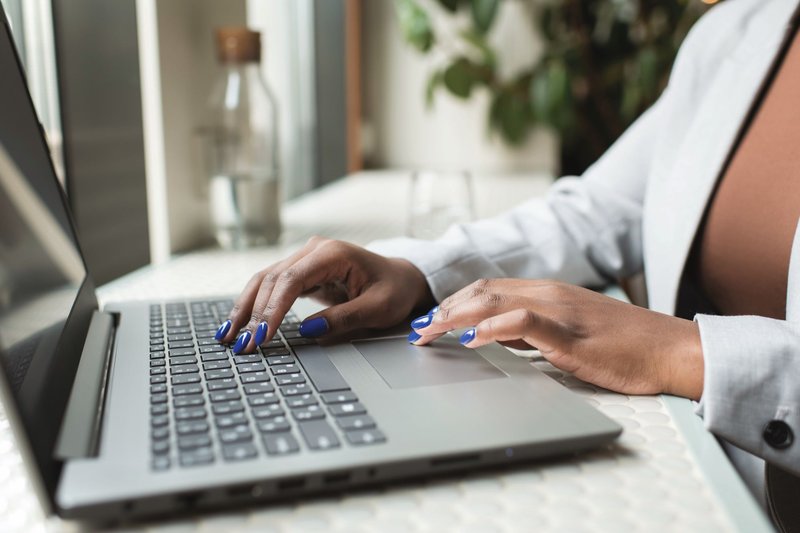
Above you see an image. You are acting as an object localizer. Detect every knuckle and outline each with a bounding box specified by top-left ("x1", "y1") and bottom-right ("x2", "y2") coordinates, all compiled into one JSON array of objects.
[
  {"x1": 278, "y1": 268, "x2": 300, "y2": 284},
  {"x1": 469, "y1": 278, "x2": 491, "y2": 298},
  {"x1": 263, "y1": 270, "x2": 281, "y2": 285},
  {"x1": 248, "y1": 313, "x2": 263, "y2": 326},
  {"x1": 482, "y1": 292, "x2": 505, "y2": 309},
  {"x1": 436, "y1": 306, "x2": 452, "y2": 323}
]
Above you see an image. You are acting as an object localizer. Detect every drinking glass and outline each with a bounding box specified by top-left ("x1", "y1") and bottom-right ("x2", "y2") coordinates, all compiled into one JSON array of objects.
[{"x1": 407, "y1": 170, "x2": 475, "y2": 239}]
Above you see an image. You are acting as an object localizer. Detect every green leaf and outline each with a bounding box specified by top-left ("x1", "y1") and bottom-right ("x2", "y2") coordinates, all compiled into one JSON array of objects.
[
  {"x1": 425, "y1": 70, "x2": 443, "y2": 108},
  {"x1": 459, "y1": 29, "x2": 497, "y2": 69},
  {"x1": 437, "y1": 0, "x2": 460, "y2": 13},
  {"x1": 529, "y1": 59, "x2": 572, "y2": 131},
  {"x1": 443, "y1": 58, "x2": 476, "y2": 98},
  {"x1": 490, "y1": 90, "x2": 529, "y2": 145},
  {"x1": 471, "y1": 0, "x2": 499, "y2": 34},
  {"x1": 637, "y1": 46, "x2": 659, "y2": 97},
  {"x1": 395, "y1": 0, "x2": 435, "y2": 53}
]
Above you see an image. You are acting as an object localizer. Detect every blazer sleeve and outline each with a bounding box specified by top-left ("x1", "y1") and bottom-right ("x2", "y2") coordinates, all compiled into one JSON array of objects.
[
  {"x1": 695, "y1": 314, "x2": 800, "y2": 476},
  {"x1": 367, "y1": 95, "x2": 665, "y2": 302}
]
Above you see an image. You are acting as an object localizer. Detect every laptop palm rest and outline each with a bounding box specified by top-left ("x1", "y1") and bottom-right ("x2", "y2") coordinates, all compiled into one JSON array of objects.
[{"x1": 352, "y1": 335, "x2": 507, "y2": 389}]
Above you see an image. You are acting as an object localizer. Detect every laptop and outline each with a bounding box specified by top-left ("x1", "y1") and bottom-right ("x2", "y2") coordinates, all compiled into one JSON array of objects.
[{"x1": 0, "y1": 8, "x2": 620, "y2": 523}]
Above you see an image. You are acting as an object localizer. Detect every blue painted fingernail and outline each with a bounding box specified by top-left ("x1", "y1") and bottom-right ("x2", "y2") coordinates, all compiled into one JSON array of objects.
[
  {"x1": 299, "y1": 317, "x2": 329, "y2": 338},
  {"x1": 459, "y1": 328, "x2": 476, "y2": 346},
  {"x1": 215, "y1": 320, "x2": 232, "y2": 340},
  {"x1": 408, "y1": 331, "x2": 422, "y2": 343},
  {"x1": 411, "y1": 314, "x2": 432, "y2": 330},
  {"x1": 233, "y1": 331, "x2": 251, "y2": 354},
  {"x1": 429, "y1": 306, "x2": 439, "y2": 315},
  {"x1": 254, "y1": 321, "x2": 268, "y2": 346}
]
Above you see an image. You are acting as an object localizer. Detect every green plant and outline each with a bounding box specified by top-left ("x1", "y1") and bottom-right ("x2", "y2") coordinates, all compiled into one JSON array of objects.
[{"x1": 396, "y1": 0, "x2": 713, "y2": 174}]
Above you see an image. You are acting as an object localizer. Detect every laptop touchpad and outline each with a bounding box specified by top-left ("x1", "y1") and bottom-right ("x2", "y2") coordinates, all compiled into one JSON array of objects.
[{"x1": 352, "y1": 335, "x2": 506, "y2": 389}]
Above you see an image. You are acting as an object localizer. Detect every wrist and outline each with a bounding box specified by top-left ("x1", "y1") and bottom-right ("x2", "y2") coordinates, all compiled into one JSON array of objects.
[{"x1": 661, "y1": 319, "x2": 704, "y2": 400}]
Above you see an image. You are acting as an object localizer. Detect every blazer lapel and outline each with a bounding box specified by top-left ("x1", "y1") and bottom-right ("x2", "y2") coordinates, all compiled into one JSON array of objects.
[
  {"x1": 786, "y1": 220, "x2": 800, "y2": 322},
  {"x1": 645, "y1": 1, "x2": 798, "y2": 315}
]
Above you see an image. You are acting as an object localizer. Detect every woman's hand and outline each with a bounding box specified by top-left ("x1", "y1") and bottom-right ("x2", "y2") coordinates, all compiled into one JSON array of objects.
[
  {"x1": 218, "y1": 236, "x2": 434, "y2": 353},
  {"x1": 409, "y1": 279, "x2": 704, "y2": 399}
]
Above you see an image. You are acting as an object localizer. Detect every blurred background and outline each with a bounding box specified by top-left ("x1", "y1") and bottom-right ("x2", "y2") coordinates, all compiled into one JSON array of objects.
[{"x1": 0, "y1": 0, "x2": 716, "y2": 285}]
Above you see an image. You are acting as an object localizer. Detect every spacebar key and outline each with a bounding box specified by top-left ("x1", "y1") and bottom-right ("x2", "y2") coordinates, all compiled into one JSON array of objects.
[
  {"x1": 298, "y1": 419, "x2": 340, "y2": 450},
  {"x1": 293, "y1": 345, "x2": 350, "y2": 392}
]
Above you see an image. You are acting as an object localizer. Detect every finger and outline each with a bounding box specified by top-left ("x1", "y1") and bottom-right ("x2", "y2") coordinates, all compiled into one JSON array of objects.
[
  {"x1": 459, "y1": 308, "x2": 563, "y2": 352},
  {"x1": 225, "y1": 237, "x2": 321, "y2": 351},
  {"x1": 301, "y1": 285, "x2": 400, "y2": 340},
  {"x1": 411, "y1": 290, "x2": 519, "y2": 338}
]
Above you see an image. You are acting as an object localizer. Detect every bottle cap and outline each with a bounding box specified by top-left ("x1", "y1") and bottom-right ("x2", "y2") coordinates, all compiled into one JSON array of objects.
[{"x1": 215, "y1": 27, "x2": 261, "y2": 63}]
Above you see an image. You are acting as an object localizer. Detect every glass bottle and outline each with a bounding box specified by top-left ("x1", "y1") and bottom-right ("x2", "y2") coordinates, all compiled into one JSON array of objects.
[{"x1": 203, "y1": 27, "x2": 280, "y2": 249}]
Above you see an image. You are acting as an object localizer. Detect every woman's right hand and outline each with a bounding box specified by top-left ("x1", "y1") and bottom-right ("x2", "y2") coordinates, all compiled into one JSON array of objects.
[{"x1": 216, "y1": 236, "x2": 435, "y2": 353}]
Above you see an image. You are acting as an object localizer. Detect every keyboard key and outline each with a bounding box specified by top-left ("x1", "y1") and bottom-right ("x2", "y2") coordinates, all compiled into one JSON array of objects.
[
  {"x1": 262, "y1": 433, "x2": 299, "y2": 455},
  {"x1": 174, "y1": 395, "x2": 204, "y2": 408},
  {"x1": 205, "y1": 369, "x2": 234, "y2": 380},
  {"x1": 167, "y1": 326, "x2": 191, "y2": 335},
  {"x1": 336, "y1": 415, "x2": 376, "y2": 431},
  {"x1": 280, "y1": 323, "x2": 301, "y2": 332},
  {"x1": 178, "y1": 435, "x2": 212, "y2": 450},
  {"x1": 286, "y1": 338, "x2": 316, "y2": 347},
  {"x1": 200, "y1": 345, "x2": 226, "y2": 353},
  {"x1": 294, "y1": 346, "x2": 350, "y2": 392},
  {"x1": 219, "y1": 426, "x2": 253, "y2": 444},
  {"x1": 171, "y1": 364, "x2": 199, "y2": 375},
  {"x1": 151, "y1": 404, "x2": 169, "y2": 416},
  {"x1": 168, "y1": 341, "x2": 194, "y2": 349},
  {"x1": 280, "y1": 384, "x2": 311, "y2": 396},
  {"x1": 176, "y1": 421, "x2": 210, "y2": 435},
  {"x1": 257, "y1": 416, "x2": 291, "y2": 433},
  {"x1": 276, "y1": 374, "x2": 305, "y2": 386},
  {"x1": 150, "y1": 352, "x2": 165, "y2": 360},
  {"x1": 150, "y1": 367, "x2": 167, "y2": 375},
  {"x1": 152, "y1": 440, "x2": 170, "y2": 455},
  {"x1": 270, "y1": 363, "x2": 299, "y2": 375},
  {"x1": 169, "y1": 348, "x2": 196, "y2": 357},
  {"x1": 297, "y1": 419, "x2": 340, "y2": 450},
  {"x1": 262, "y1": 348, "x2": 291, "y2": 357},
  {"x1": 151, "y1": 427, "x2": 170, "y2": 440},
  {"x1": 168, "y1": 334, "x2": 192, "y2": 342},
  {"x1": 215, "y1": 412, "x2": 248, "y2": 428},
  {"x1": 329, "y1": 402, "x2": 366, "y2": 417},
  {"x1": 266, "y1": 354, "x2": 295, "y2": 366},
  {"x1": 198, "y1": 338, "x2": 221, "y2": 346},
  {"x1": 203, "y1": 361, "x2": 230, "y2": 371},
  {"x1": 201, "y1": 353, "x2": 228, "y2": 362},
  {"x1": 207, "y1": 378, "x2": 238, "y2": 391},
  {"x1": 281, "y1": 330, "x2": 303, "y2": 339},
  {"x1": 223, "y1": 443, "x2": 258, "y2": 461},
  {"x1": 151, "y1": 393, "x2": 168, "y2": 404},
  {"x1": 150, "y1": 375, "x2": 167, "y2": 384},
  {"x1": 171, "y1": 374, "x2": 201, "y2": 385},
  {"x1": 251, "y1": 404, "x2": 284, "y2": 419},
  {"x1": 170, "y1": 355, "x2": 197, "y2": 366},
  {"x1": 233, "y1": 354, "x2": 261, "y2": 365},
  {"x1": 210, "y1": 390, "x2": 241, "y2": 402},
  {"x1": 150, "y1": 384, "x2": 167, "y2": 394},
  {"x1": 291, "y1": 405, "x2": 325, "y2": 421},
  {"x1": 286, "y1": 394, "x2": 318, "y2": 409},
  {"x1": 243, "y1": 382, "x2": 275, "y2": 395},
  {"x1": 237, "y1": 362, "x2": 266, "y2": 373},
  {"x1": 150, "y1": 359, "x2": 166, "y2": 368},
  {"x1": 240, "y1": 372, "x2": 270, "y2": 384},
  {"x1": 262, "y1": 339, "x2": 286, "y2": 349},
  {"x1": 321, "y1": 391, "x2": 358, "y2": 404},
  {"x1": 247, "y1": 392, "x2": 280, "y2": 406},
  {"x1": 345, "y1": 429, "x2": 386, "y2": 445},
  {"x1": 179, "y1": 447, "x2": 214, "y2": 467},
  {"x1": 174, "y1": 407, "x2": 207, "y2": 420},
  {"x1": 151, "y1": 415, "x2": 169, "y2": 427},
  {"x1": 212, "y1": 401, "x2": 244, "y2": 415},
  {"x1": 173, "y1": 384, "x2": 203, "y2": 396}
]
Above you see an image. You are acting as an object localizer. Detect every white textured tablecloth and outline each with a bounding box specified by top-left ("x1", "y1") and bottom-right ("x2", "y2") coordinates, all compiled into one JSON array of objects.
[{"x1": 0, "y1": 172, "x2": 762, "y2": 532}]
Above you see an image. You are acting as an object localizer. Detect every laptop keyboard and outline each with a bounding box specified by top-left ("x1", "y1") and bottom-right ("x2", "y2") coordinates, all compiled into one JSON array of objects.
[{"x1": 147, "y1": 300, "x2": 386, "y2": 471}]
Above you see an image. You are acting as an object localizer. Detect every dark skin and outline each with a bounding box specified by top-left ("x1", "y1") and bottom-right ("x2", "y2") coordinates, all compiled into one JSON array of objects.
[{"x1": 221, "y1": 236, "x2": 704, "y2": 400}]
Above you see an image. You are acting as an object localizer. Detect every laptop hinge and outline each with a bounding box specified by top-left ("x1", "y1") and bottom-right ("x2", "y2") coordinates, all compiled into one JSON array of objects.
[{"x1": 55, "y1": 310, "x2": 117, "y2": 459}]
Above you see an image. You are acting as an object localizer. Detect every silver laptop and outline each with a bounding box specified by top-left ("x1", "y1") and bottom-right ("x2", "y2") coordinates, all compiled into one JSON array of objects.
[{"x1": 0, "y1": 9, "x2": 620, "y2": 523}]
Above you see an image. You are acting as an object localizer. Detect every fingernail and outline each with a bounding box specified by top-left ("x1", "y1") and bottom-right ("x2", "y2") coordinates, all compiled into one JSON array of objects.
[
  {"x1": 299, "y1": 317, "x2": 329, "y2": 338},
  {"x1": 254, "y1": 321, "x2": 268, "y2": 346},
  {"x1": 429, "y1": 306, "x2": 439, "y2": 315},
  {"x1": 459, "y1": 328, "x2": 476, "y2": 346},
  {"x1": 233, "y1": 331, "x2": 251, "y2": 354},
  {"x1": 408, "y1": 331, "x2": 422, "y2": 343},
  {"x1": 215, "y1": 320, "x2": 232, "y2": 340},
  {"x1": 411, "y1": 314, "x2": 432, "y2": 330}
]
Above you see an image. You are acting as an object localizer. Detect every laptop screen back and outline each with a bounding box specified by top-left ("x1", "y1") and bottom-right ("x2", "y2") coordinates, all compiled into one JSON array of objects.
[{"x1": 0, "y1": 10, "x2": 97, "y2": 503}]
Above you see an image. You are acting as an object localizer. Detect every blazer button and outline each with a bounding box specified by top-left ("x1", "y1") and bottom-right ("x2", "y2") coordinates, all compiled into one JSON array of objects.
[{"x1": 763, "y1": 420, "x2": 794, "y2": 449}]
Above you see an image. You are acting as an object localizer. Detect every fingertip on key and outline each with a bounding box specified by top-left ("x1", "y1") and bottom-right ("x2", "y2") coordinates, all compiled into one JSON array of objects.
[
  {"x1": 215, "y1": 320, "x2": 232, "y2": 341},
  {"x1": 233, "y1": 331, "x2": 252, "y2": 354},
  {"x1": 299, "y1": 316, "x2": 329, "y2": 338},
  {"x1": 254, "y1": 321, "x2": 268, "y2": 346},
  {"x1": 459, "y1": 328, "x2": 476, "y2": 346}
]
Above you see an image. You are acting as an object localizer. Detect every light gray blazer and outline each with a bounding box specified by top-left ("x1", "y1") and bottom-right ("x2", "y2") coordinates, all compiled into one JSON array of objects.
[{"x1": 370, "y1": 0, "x2": 800, "y2": 512}]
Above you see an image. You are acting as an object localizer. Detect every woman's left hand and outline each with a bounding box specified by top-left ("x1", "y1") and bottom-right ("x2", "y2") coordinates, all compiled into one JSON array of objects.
[{"x1": 410, "y1": 279, "x2": 704, "y2": 399}]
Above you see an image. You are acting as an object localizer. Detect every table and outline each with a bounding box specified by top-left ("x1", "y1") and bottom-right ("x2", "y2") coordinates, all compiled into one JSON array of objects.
[{"x1": 0, "y1": 171, "x2": 773, "y2": 532}]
